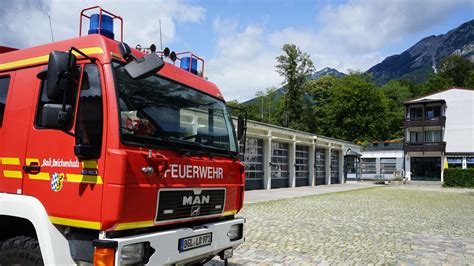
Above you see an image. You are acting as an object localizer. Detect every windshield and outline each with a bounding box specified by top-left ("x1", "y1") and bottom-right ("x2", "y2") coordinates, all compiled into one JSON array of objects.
[{"x1": 113, "y1": 62, "x2": 238, "y2": 154}]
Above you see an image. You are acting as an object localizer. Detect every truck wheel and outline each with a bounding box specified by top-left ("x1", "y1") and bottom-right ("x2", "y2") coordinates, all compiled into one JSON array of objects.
[{"x1": 0, "y1": 236, "x2": 43, "y2": 265}]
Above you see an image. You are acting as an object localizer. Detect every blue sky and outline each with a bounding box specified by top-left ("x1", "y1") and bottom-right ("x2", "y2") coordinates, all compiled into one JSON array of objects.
[{"x1": 1, "y1": 0, "x2": 473, "y2": 101}]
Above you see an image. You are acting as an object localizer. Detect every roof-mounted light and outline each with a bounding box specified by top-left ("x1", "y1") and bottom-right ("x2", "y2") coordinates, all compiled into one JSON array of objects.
[
  {"x1": 88, "y1": 13, "x2": 114, "y2": 39},
  {"x1": 180, "y1": 57, "x2": 198, "y2": 75},
  {"x1": 79, "y1": 6, "x2": 123, "y2": 42}
]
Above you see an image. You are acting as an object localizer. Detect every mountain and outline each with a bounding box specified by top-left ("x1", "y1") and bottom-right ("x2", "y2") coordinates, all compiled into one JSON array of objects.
[
  {"x1": 368, "y1": 19, "x2": 474, "y2": 85},
  {"x1": 243, "y1": 67, "x2": 345, "y2": 104},
  {"x1": 310, "y1": 67, "x2": 346, "y2": 79}
]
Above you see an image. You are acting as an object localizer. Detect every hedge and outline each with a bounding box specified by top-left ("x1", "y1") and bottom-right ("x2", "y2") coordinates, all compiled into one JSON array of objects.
[{"x1": 444, "y1": 168, "x2": 474, "y2": 188}]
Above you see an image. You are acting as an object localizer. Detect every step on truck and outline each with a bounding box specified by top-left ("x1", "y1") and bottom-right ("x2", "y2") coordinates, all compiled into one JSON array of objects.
[{"x1": 0, "y1": 6, "x2": 246, "y2": 265}]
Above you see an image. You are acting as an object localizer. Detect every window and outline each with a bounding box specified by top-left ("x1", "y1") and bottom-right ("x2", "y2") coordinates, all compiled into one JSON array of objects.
[
  {"x1": 75, "y1": 64, "x2": 103, "y2": 158},
  {"x1": 425, "y1": 130, "x2": 441, "y2": 142},
  {"x1": 346, "y1": 157, "x2": 357, "y2": 174},
  {"x1": 447, "y1": 157, "x2": 462, "y2": 169},
  {"x1": 35, "y1": 66, "x2": 81, "y2": 128},
  {"x1": 113, "y1": 62, "x2": 237, "y2": 154},
  {"x1": 240, "y1": 138, "x2": 264, "y2": 180},
  {"x1": 361, "y1": 158, "x2": 376, "y2": 174},
  {"x1": 295, "y1": 145, "x2": 309, "y2": 179},
  {"x1": 467, "y1": 158, "x2": 474, "y2": 169},
  {"x1": 380, "y1": 158, "x2": 396, "y2": 174},
  {"x1": 271, "y1": 142, "x2": 289, "y2": 179},
  {"x1": 409, "y1": 107, "x2": 422, "y2": 120},
  {"x1": 410, "y1": 131, "x2": 424, "y2": 142},
  {"x1": 330, "y1": 150, "x2": 339, "y2": 178},
  {"x1": 425, "y1": 106, "x2": 441, "y2": 119},
  {"x1": 0, "y1": 76, "x2": 11, "y2": 127},
  {"x1": 315, "y1": 148, "x2": 326, "y2": 179}
]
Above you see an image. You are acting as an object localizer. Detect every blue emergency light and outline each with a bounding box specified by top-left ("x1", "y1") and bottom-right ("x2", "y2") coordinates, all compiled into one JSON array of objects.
[
  {"x1": 88, "y1": 14, "x2": 114, "y2": 39},
  {"x1": 180, "y1": 57, "x2": 198, "y2": 74}
]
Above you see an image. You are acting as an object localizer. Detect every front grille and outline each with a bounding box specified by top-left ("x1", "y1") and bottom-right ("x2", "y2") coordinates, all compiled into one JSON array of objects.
[{"x1": 155, "y1": 189, "x2": 225, "y2": 222}]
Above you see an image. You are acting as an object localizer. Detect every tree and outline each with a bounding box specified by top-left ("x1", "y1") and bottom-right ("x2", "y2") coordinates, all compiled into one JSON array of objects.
[
  {"x1": 419, "y1": 74, "x2": 452, "y2": 95},
  {"x1": 275, "y1": 44, "x2": 314, "y2": 128},
  {"x1": 438, "y1": 55, "x2": 474, "y2": 87},
  {"x1": 381, "y1": 80, "x2": 413, "y2": 138},
  {"x1": 301, "y1": 76, "x2": 336, "y2": 134},
  {"x1": 323, "y1": 74, "x2": 391, "y2": 142}
]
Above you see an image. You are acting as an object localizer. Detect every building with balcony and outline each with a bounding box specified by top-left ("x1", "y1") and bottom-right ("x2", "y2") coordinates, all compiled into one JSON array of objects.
[{"x1": 404, "y1": 87, "x2": 474, "y2": 181}]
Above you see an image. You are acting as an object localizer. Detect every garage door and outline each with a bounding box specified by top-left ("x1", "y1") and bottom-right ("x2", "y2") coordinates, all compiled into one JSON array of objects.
[
  {"x1": 271, "y1": 141, "x2": 289, "y2": 188},
  {"x1": 240, "y1": 138, "x2": 264, "y2": 190},
  {"x1": 315, "y1": 148, "x2": 326, "y2": 185},
  {"x1": 331, "y1": 150, "x2": 340, "y2": 184},
  {"x1": 295, "y1": 145, "x2": 310, "y2": 187}
]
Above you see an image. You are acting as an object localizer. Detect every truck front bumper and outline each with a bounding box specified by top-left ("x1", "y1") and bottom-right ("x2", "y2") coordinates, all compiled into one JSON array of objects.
[{"x1": 107, "y1": 218, "x2": 245, "y2": 265}]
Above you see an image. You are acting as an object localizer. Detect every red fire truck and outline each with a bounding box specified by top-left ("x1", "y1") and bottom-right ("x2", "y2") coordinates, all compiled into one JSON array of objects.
[{"x1": 0, "y1": 6, "x2": 246, "y2": 265}]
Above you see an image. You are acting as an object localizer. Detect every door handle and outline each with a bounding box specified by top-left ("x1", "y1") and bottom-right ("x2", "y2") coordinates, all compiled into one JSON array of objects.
[{"x1": 23, "y1": 163, "x2": 41, "y2": 175}]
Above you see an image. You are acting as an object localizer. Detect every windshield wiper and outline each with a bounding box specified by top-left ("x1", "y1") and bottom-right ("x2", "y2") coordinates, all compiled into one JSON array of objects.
[
  {"x1": 167, "y1": 136, "x2": 214, "y2": 157},
  {"x1": 167, "y1": 137, "x2": 239, "y2": 159}
]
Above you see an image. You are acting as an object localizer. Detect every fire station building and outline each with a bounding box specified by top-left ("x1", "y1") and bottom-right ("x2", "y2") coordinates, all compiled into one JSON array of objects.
[{"x1": 234, "y1": 119, "x2": 362, "y2": 190}]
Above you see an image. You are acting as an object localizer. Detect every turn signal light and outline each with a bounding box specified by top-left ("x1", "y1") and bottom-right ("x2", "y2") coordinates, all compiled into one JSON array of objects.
[{"x1": 94, "y1": 247, "x2": 115, "y2": 266}]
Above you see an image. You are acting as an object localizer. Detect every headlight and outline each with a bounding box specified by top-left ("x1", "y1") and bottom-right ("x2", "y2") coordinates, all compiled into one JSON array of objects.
[
  {"x1": 227, "y1": 224, "x2": 243, "y2": 241},
  {"x1": 121, "y1": 243, "x2": 145, "y2": 265}
]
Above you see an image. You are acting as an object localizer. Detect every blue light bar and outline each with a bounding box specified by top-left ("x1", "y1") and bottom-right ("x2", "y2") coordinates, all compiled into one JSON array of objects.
[
  {"x1": 88, "y1": 13, "x2": 114, "y2": 39},
  {"x1": 180, "y1": 57, "x2": 198, "y2": 75}
]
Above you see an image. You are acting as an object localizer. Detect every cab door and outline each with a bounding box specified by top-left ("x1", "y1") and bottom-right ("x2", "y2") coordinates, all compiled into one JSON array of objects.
[
  {"x1": 23, "y1": 63, "x2": 106, "y2": 229},
  {"x1": 0, "y1": 70, "x2": 32, "y2": 194}
]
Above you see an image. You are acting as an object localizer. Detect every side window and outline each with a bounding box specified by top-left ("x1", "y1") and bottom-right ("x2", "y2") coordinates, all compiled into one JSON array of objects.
[
  {"x1": 75, "y1": 64, "x2": 103, "y2": 158},
  {"x1": 35, "y1": 80, "x2": 50, "y2": 127},
  {"x1": 0, "y1": 76, "x2": 11, "y2": 127},
  {"x1": 35, "y1": 66, "x2": 81, "y2": 128}
]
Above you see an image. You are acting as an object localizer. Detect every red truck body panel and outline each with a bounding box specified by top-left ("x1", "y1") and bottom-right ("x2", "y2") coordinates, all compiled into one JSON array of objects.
[{"x1": 0, "y1": 34, "x2": 244, "y2": 231}]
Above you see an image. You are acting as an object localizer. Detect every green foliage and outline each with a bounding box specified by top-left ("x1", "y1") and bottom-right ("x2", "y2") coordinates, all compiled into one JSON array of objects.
[
  {"x1": 381, "y1": 80, "x2": 413, "y2": 105},
  {"x1": 301, "y1": 76, "x2": 336, "y2": 134},
  {"x1": 443, "y1": 168, "x2": 474, "y2": 188},
  {"x1": 438, "y1": 55, "x2": 474, "y2": 87},
  {"x1": 419, "y1": 74, "x2": 452, "y2": 95},
  {"x1": 322, "y1": 74, "x2": 391, "y2": 142},
  {"x1": 275, "y1": 44, "x2": 314, "y2": 127},
  {"x1": 232, "y1": 44, "x2": 474, "y2": 143},
  {"x1": 381, "y1": 80, "x2": 414, "y2": 138}
]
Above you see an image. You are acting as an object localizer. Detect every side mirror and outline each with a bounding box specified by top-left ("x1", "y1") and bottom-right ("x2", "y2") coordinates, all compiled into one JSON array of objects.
[
  {"x1": 42, "y1": 104, "x2": 73, "y2": 130},
  {"x1": 124, "y1": 53, "x2": 164, "y2": 79},
  {"x1": 237, "y1": 115, "x2": 246, "y2": 141},
  {"x1": 47, "y1": 51, "x2": 77, "y2": 102}
]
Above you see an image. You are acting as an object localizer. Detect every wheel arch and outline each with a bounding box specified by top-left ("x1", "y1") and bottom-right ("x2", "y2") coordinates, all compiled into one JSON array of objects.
[{"x1": 0, "y1": 193, "x2": 75, "y2": 264}]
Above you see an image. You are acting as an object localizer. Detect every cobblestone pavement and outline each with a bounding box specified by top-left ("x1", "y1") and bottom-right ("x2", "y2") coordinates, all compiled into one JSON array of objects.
[{"x1": 208, "y1": 186, "x2": 474, "y2": 265}]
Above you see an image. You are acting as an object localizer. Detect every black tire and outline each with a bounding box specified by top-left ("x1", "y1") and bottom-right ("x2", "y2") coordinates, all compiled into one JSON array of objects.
[{"x1": 0, "y1": 236, "x2": 43, "y2": 265}]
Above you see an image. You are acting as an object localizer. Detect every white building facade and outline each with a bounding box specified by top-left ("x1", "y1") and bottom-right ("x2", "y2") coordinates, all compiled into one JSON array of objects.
[
  {"x1": 404, "y1": 88, "x2": 474, "y2": 181},
  {"x1": 360, "y1": 149, "x2": 404, "y2": 180}
]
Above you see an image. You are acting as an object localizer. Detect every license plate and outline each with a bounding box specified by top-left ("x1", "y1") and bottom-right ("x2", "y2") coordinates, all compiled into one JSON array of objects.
[{"x1": 178, "y1": 233, "x2": 212, "y2": 252}]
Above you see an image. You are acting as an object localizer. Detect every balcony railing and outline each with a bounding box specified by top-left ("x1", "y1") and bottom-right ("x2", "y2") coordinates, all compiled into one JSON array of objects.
[
  {"x1": 404, "y1": 141, "x2": 446, "y2": 152},
  {"x1": 403, "y1": 116, "x2": 446, "y2": 128}
]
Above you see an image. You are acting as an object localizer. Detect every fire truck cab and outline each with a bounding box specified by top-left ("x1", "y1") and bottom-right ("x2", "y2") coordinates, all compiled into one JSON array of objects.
[{"x1": 0, "y1": 7, "x2": 245, "y2": 265}]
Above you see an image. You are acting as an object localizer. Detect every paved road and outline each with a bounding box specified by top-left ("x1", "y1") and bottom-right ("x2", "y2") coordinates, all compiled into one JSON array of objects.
[
  {"x1": 244, "y1": 182, "x2": 379, "y2": 204},
  {"x1": 208, "y1": 185, "x2": 474, "y2": 265}
]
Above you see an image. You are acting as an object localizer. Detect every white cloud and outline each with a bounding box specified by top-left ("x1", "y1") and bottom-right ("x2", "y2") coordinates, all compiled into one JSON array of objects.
[
  {"x1": 0, "y1": 0, "x2": 206, "y2": 49},
  {"x1": 2, "y1": 0, "x2": 471, "y2": 102},
  {"x1": 317, "y1": 0, "x2": 473, "y2": 53},
  {"x1": 206, "y1": 19, "x2": 282, "y2": 101},
  {"x1": 207, "y1": 0, "x2": 473, "y2": 101}
]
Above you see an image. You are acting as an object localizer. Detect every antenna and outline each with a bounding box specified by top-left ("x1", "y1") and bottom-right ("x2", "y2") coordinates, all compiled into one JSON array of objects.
[
  {"x1": 159, "y1": 18, "x2": 163, "y2": 50},
  {"x1": 48, "y1": 15, "x2": 55, "y2": 42}
]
